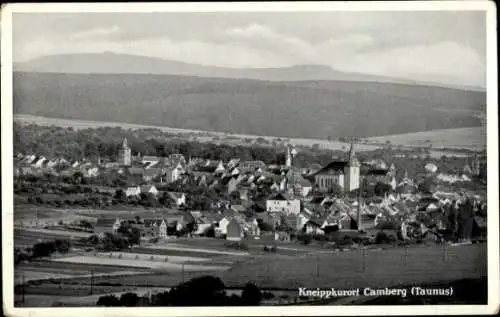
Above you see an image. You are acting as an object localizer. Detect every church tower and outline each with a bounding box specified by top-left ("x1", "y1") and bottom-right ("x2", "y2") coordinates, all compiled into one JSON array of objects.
[
  {"x1": 343, "y1": 141, "x2": 360, "y2": 192},
  {"x1": 119, "y1": 137, "x2": 131, "y2": 166},
  {"x1": 285, "y1": 145, "x2": 292, "y2": 168}
]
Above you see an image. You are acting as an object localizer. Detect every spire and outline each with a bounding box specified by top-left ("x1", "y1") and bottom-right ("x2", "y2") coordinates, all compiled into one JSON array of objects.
[
  {"x1": 348, "y1": 141, "x2": 355, "y2": 161},
  {"x1": 122, "y1": 137, "x2": 128, "y2": 148},
  {"x1": 347, "y1": 141, "x2": 359, "y2": 166},
  {"x1": 285, "y1": 144, "x2": 292, "y2": 168}
]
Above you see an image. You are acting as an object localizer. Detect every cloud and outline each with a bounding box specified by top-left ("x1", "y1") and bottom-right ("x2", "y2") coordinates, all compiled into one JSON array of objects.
[
  {"x1": 335, "y1": 41, "x2": 486, "y2": 87},
  {"x1": 72, "y1": 25, "x2": 122, "y2": 40},
  {"x1": 11, "y1": 11, "x2": 487, "y2": 87}
]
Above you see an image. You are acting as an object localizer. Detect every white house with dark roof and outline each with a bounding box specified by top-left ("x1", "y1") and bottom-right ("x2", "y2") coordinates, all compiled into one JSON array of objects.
[
  {"x1": 167, "y1": 192, "x2": 186, "y2": 206},
  {"x1": 140, "y1": 185, "x2": 159, "y2": 196},
  {"x1": 125, "y1": 186, "x2": 142, "y2": 197},
  {"x1": 164, "y1": 163, "x2": 184, "y2": 183}
]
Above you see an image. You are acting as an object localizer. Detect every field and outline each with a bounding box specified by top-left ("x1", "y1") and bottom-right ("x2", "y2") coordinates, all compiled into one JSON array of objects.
[
  {"x1": 51, "y1": 254, "x2": 231, "y2": 272},
  {"x1": 14, "y1": 237, "x2": 487, "y2": 307},
  {"x1": 218, "y1": 243, "x2": 487, "y2": 289},
  {"x1": 15, "y1": 260, "x2": 151, "y2": 283},
  {"x1": 14, "y1": 228, "x2": 92, "y2": 248},
  {"x1": 15, "y1": 114, "x2": 480, "y2": 156},
  {"x1": 366, "y1": 127, "x2": 486, "y2": 151}
]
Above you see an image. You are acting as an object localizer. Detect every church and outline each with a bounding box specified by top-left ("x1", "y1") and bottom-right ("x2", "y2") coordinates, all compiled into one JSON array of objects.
[{"x1": 312, "y1": 142, "x2": 360, "y2": 193}]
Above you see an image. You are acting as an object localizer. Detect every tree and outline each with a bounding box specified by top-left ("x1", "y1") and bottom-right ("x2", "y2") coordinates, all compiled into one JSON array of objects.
[
  {"x1": 158, "y1": 191, "x2": 173, "y2": 207},
  {"x1": 72, "y1": 171, "x2": 84, "y2": 185},
  {"x1": 241, "y1": 283, "x2": 261, "y2": 305},
  {"x1": 114, "y1": 189, "x2": 127, "y2": 204},
  {"x1": 168, "y1": 276, "x2": 227, "y2": 306},
  {"x1": 54, "y1": 239, "x2": 71, "y2": 253},
  {"x1": 32, "y1": 241, "x2": 56, "y2": 258},
  {"x1": 119, "y1": 292, "x2": 140, "y2": 307},
  {"x1": 139, "y1": 192, "x2": 157, "y2": 207},
  {"x1": 97, "y1": 295, "x2": 120, "y2": 306}
]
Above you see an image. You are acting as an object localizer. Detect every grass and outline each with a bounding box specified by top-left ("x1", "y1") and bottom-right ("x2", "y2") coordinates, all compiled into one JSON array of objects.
[
  {"x1": 366, "y1": 127, "x2": 486, "y2": 151},
  {"x1": 217, "y1": 243, "x2": 487, "y2": 289},
  {"x1": 51, "y1": 255, "x2": 231, "y2": 272},
  {"x1": 14, "y1": 228, "x2": 91, "y2": 248}
]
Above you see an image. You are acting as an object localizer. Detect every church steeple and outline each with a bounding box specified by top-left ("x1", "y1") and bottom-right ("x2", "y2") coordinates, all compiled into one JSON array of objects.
[{"x1": 347, "y1": 141, "x2": 359, "y2": 166}]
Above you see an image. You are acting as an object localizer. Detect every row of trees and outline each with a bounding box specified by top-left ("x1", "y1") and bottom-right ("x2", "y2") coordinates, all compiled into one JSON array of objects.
[
  {"x1": 96, "y1": 276, "x2": 263, "y2": 306},
  {"x1": 15, "y1": 239, "x2": 72, "y2": 265}
]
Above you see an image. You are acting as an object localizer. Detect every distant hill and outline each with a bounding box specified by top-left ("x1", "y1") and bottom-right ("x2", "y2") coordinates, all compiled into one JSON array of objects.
[
  {"x1": 13, "y1": 53, "x2": 485, "y2": 90},
  {"x1": 13, "y1": 72, "x2": 485, "y2": 139}
]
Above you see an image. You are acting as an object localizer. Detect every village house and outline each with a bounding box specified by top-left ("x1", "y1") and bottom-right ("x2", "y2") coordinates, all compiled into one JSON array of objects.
[
  {"x1": 125, "y1": 186, "x2": 142, "y2": 197},
  {"x1": 127, "y1": 167, "x2": 145, "y2": 177},
  {"x1": 142, "y1": 155, "x2": 160, "y2": 166},
  {"x1": 143, "y1": 168, "x2": 162, "y2": 182},
  {"x1": 168, "y1": 154, "x2": 187, "y2": 167},
  {"x1": 140, "y1": 185, "x2": 159, "y2": 196},
  {"x1": 167, "y1": 192, "x2": 186, "y2": 207},
  {"x1": 215, "y1": 216, "x2": 232, "y2": 237},
  {"x1": 163, "y1": 163, "x2": 184, "y2": 184},
  {"x1": 303, "y1": 218, "x2": 325, "y2": 235},
  {"x1": 294, "y1": 178, "x2": 313, "y2": 197},
  {"x1": 244, "y1": 217, "x2": 261, "y2": 238},
  {"x1": 192, "y1": 217, "x2": 214, "y2": 236},
  {"x1": 82, "y1": 166, "x2": 100, "y2": 178},
  {"x1": 32, "y1": 156, "x2": 48, "y2": 169},
  {"x1": 239, "y1": 160, "x2": 266, "y2": 170},
  {"x1": 266, "y1": 193, "x2": 301, "y2": 216},
  {"x1": 94, "y1": 217, "x2": 122, "y2": 237},
  {"x1": 144, "y1": 218, "x2": 168, "y2": 239}
]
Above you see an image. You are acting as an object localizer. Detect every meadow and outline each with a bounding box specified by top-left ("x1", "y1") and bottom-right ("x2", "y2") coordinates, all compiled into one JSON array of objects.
[
  {"x1": 366, "y1": 127, "x2": 486, "y2": 151},
  {"x1": 218, "y1": 243, "x2": 487, "y2": 289}
]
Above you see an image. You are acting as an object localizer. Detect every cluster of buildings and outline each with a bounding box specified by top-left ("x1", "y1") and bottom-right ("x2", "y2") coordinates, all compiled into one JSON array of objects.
[{"x1": 14, "y1": 138, "x2": 487, "y2": 244}]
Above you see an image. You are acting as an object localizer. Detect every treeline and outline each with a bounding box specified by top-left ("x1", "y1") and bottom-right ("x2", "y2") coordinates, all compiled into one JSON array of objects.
[
  {"x1": 14, "y1": 123, "x2": 481, "y2": 179},
  {"x1": 15, "y1": 239, "x2": 72, "y2": 264},
  {"x1": 96, "y1": 276, "x2": 264, "y2": 306},
  {"x1": 14, "y1": 123, "x2": 334, "y2": 167}
]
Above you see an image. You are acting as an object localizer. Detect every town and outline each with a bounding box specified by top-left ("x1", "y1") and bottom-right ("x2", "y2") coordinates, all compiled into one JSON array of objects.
[{"x1": 13, "y1": 124, "x2": 487, "y2": 306}]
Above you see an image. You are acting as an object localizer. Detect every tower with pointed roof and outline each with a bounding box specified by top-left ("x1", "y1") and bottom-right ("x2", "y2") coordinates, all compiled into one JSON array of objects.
[
  {"x1": 285, "y1": 145, "x2": 292, "y2": 168},
  {"x1": 343, "y1": 141, "x2": 360, "y2": 192},
  {"x1": 118, "y1": 137, "x2": 131, "y2": 166}
]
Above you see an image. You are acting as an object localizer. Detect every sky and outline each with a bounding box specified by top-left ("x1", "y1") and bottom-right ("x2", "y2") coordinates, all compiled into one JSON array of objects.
[{"x1": 12, "y1": 11, "x2": 487, "y2": 87}]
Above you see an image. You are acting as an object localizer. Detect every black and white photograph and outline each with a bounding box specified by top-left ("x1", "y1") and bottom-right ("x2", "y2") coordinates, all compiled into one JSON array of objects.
[{"x1": 2, "y1": 1, "x2": 498, "y2": 316}]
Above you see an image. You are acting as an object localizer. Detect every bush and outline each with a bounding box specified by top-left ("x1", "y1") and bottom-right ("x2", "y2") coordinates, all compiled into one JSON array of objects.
[
  {"x1": 54, "y1": 239, "x2": 71, "y2": 253},
  {"x1": 96, "y1": 294, "x2": 120, "y2": 306},
  {"x1": 297, "y1": 234, "x2": 312, "y2": 245},
  {"x1": 333, "y1": 235, "x2": 354, "y2": 247},
  {"x1": 225, "y1": 242, "x2": 249, "y2": 251},
  {"x1": 263, "y1": 245, "x2": 277, "y2": 252},
  {"x1": 119, "y1": 292, "x2": 140, "y2": 307},
  {"x1": 374, "y1": 231, "x2": 396, "y2": 245},
  {"x1": 241, "y1": 282, "x2": 261, "y2": 305}
]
